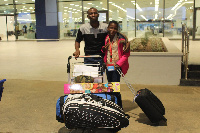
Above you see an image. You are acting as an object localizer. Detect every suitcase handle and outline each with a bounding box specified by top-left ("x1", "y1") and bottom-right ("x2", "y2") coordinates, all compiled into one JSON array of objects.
[{"x1": 117, "y1": 69, "x2": 137, "y2": 98}]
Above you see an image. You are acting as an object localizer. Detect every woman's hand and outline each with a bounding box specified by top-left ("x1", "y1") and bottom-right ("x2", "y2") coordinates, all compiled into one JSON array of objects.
[
  {"x1": 115, "y1": 64, "x2": 120, "y2": 70},
  {"x1": 102, "y1": 41, "x2": 110, "y2": 52}
]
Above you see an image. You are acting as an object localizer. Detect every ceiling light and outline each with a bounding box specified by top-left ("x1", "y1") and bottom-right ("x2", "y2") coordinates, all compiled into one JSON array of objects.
[
  {"x1": 155, "y1": 13, "x2": 158, "y2": 19},
  {"x1": 70, "y1": 4, "x2": 74, "y2": 5},
  {"x1": 155, "y1": 0, "x2": 159, "y2": 11},
  {"x1": 171, "y1": 3, "x2": 181, "y2": 10},
  {"x1": 75, "y1": 5, "x2": 79, "y2": 6},
  {"x1": 88, "y1": 3, "x2": 92, "y2": 4},
  {"x1": 64, "y1": 7, "x2": 68, "y2": 8},
  {"x1": 140, "y1": 15, "x2": 148, "y2": 21}
]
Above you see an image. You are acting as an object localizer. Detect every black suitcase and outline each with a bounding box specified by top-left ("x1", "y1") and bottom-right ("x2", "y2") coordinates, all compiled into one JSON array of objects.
[
  {"x1": 135, "y1": 88, "x2": 167, "y2": 124},
  {"x1": 117, "y1": 69, "x2": 167, "y2": 125}
]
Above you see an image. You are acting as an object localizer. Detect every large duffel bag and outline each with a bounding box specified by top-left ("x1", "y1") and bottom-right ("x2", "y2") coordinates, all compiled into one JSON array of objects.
[
  {"x1": 56, "y1": 93, "x2": 120, "y2": 123},
  {"x1": 63, "y1": 94, "x2": 129, "y2": 131}
]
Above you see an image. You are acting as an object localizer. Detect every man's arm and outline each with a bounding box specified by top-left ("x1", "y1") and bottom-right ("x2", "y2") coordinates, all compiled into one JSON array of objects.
[
  {"x1": 73, "y1": 28, "x2": 83, "y2": 58},
  {"x1": 73, "y1": 41, "x2": 80, "y2": 59}
]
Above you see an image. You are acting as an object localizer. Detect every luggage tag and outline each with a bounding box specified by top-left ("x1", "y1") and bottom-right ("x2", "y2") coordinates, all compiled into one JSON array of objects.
[{"x1": 107, "y1": 64, "x2": 115, "y2": 71}]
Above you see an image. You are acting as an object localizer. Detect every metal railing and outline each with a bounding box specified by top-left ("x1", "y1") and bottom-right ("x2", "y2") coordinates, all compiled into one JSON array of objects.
[{"x1": 182, "y1": 24, "x2": 190, "y2": 80}]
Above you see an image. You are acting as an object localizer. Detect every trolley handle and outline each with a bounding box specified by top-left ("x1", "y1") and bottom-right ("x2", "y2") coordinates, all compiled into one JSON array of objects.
[{"x1": 72, "y1": 55, "x2": 102, "y2": 58}]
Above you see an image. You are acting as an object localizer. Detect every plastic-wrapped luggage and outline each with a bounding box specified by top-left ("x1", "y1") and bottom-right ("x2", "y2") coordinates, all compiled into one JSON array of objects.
[
  {"x1": 62, "y1": 94, "x2": 129, "y2": 131},
  {"x1": 56, "y1": 93, "x2": 118, "y2": 123}
]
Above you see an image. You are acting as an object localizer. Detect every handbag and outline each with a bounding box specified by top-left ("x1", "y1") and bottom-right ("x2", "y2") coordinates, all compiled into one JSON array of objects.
[{"x1": 62, "y1": 94, "x2": 129, "y2": 131}]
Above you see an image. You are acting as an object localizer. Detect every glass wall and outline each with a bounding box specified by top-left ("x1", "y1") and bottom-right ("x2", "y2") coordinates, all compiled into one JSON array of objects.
[
  {"x1": 165, "y1": 0, "x2": 194, "y2": 39},
  {"x1": 0, "y1": 0, "x2": 196, "y2": 40},
  {"x1": 0, "y1": 0, "x2": 35, "y2": 41},
  {"x1": 109, "y1": 1, "x2": 135, "y2": 39},
  {"x1": 15, "y1": 2, "x2": 36, "y2": 40},
  {"x1": 83, "y1": 0, "x2": 107, "y2": 23},
  {"x1": 58, "y1": 1, "x2": 82, "y2": 39},
  {"x1": 0, "y1": 0, "x2": 15, "y2": 41},
  {"x1": 58, "y1": 0, "x2": 108, "y2": 40},
  {"x1": 135, "y1": 0, "x2": 164, "y2": 38},
  {"x1": 194, "y1": 0, "x2": 200, "y2": 39}
]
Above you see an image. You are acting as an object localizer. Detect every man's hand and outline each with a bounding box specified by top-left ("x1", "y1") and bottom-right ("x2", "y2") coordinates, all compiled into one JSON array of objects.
[
  {"x1": 73, "y1": 50, "x2": 80, "y2": 59},
  {"x1": 123, "y1": 42, "x2": 130, "y2": 53}
]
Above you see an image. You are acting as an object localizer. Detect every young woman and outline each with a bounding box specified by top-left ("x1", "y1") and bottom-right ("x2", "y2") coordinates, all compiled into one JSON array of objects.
[{"x1": 102, "y1": 20, "x2": 130, "y2": 82}]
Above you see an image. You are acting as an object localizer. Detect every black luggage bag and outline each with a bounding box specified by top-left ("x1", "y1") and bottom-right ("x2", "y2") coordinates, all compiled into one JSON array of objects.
[
  {"x1": 135, "y1": 88, "x2": 167, "y2": 124},
  {"x1": 117, "y1": 69, "x2": 167, "y2": 125}
]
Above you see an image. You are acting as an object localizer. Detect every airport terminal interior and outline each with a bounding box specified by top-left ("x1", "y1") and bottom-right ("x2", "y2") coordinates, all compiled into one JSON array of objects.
[{"x1": 1, "y1": 0, "x2": 200, "y2": 133}]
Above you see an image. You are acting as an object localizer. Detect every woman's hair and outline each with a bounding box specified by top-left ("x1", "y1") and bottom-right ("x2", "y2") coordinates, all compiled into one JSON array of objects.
[
  {"x1": 108, "y1": 20, "x2": 120, "y2": 31},
  {"x1": 108, "y1": 20, "x2": 121, "y2": 32}
]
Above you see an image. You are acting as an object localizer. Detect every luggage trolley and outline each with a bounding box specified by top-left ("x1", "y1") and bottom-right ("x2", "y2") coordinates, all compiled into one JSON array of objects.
[{"x1": 56, "y1": 55, "x2": 128, "y2": 132}]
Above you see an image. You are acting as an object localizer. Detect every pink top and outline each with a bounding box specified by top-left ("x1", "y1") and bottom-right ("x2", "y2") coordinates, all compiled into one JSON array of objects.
[{"x1": 102, "y1": 34, "x2": 130, "y2": 75}]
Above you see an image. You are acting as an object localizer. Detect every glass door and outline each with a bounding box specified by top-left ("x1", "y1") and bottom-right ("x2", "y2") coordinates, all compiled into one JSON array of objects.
[
  {"x1": 0, "y1": 16, "x2": 15, "y2": 41},
  {"x1": 58, "y1": 0, "x2": 108, "y2": 39},
  {"x1": 195, "y1": 9, "x2": 200, "y2": 39},
  {"x1": 83, "y1": 10, "x2": 108, "y2": 24}
]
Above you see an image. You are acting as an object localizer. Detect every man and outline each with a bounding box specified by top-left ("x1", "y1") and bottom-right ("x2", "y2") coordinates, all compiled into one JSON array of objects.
[
  {"x1": 73, "y1": 7, "x2": 107, "y2": 65},
  {"x1": 73, "y1": 7, "x2": 129, "y2": 64}
]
